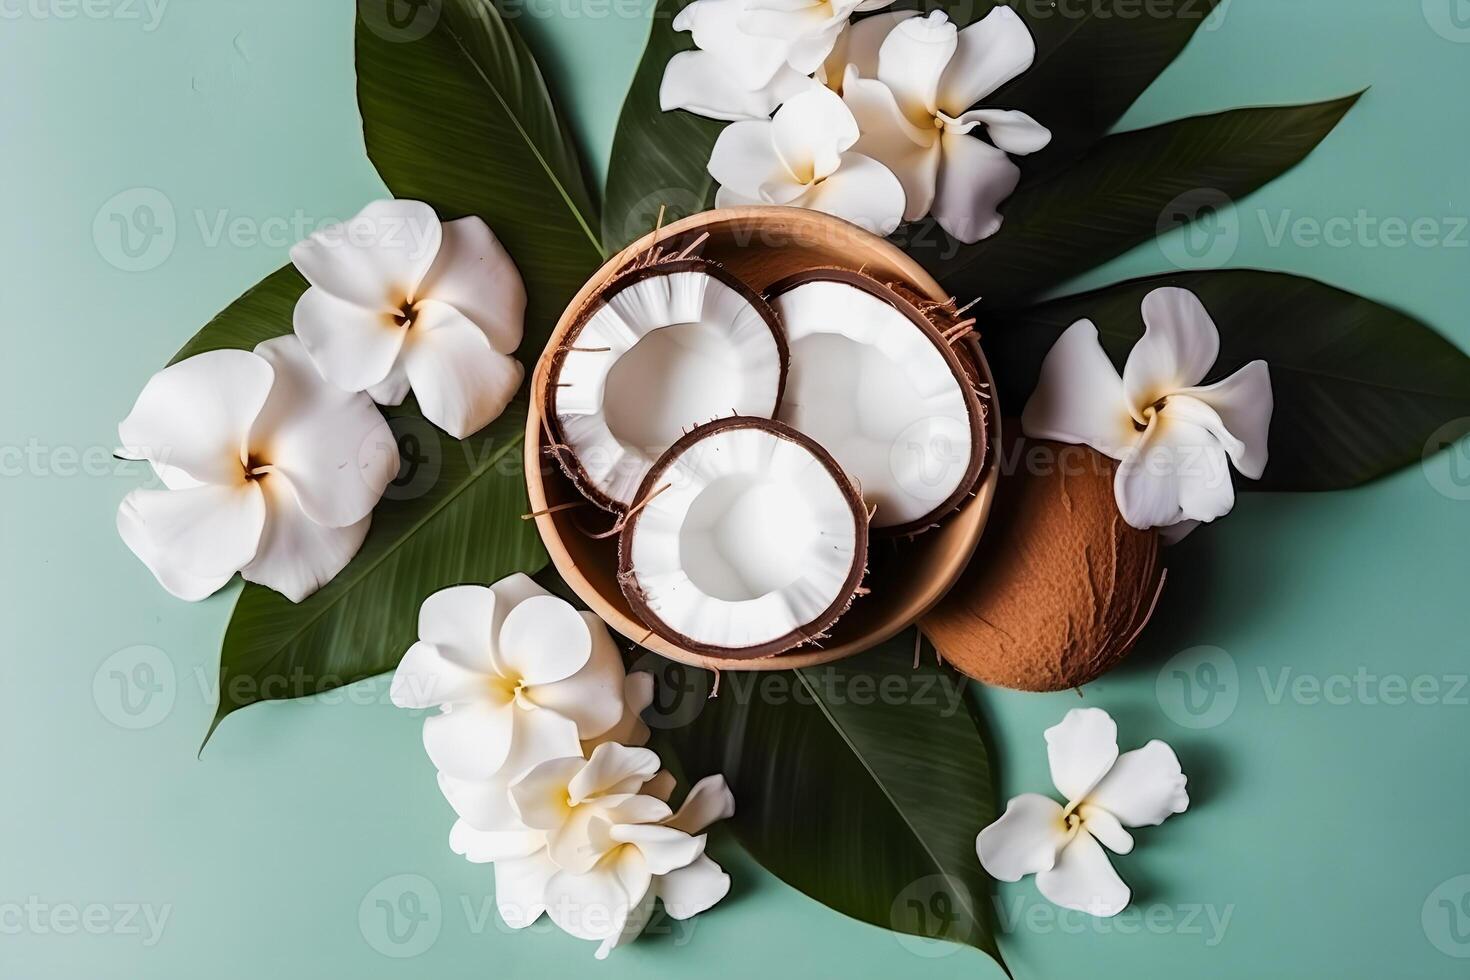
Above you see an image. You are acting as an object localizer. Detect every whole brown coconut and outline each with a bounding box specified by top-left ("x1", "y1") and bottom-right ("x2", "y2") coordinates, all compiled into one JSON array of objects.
[{"x1": 920, "y1": 432, "x2": 1165, "y2": 692}]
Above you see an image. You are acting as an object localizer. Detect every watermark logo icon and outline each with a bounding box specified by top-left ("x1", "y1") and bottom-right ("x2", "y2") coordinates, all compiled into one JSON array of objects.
[
  {"x1": 1424, "y1": 0, "x2": 1470, "y2": 42},
  {"x1": 1157, "y1": 188, "x2": 1239, "y2": 270},
  {"x1": 1423, "y1": 874, "x2": 1470, "y2": 958},
  {"x1": 359, "y1": 874, "x2": 441, "y2": 957},
  {"x1": 1156, "y1": 645, "x2": 1238, "y2": 729},
  {"x1": 359, "y1": 0, "x2": 443, "y2": 43},
  {"x1": 1422, "y1": 418, "x2": 1470, "y2": 501},
  {"x1": 375, "y1": 415, "x2": 442, "y2": 502},
  {"x1": 93, "y1": 188, "x2": 176, "y2": 272},
  {"x1": 93, "y1": 645, "x2": 176, "y2": 730},
  {"x1": 631, "y1": 651, "x2": 709, "y2": 730},
  {"x1": 888, "y1": 875, "x2": 973, "y2": 957}
]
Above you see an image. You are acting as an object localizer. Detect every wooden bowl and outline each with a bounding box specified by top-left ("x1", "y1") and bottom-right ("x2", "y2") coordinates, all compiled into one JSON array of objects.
[{"x1": 524, "y1": 207, "x2": 1001, "y2": 671}]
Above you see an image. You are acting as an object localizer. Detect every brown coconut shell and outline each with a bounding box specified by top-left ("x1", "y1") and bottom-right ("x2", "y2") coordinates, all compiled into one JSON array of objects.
[{"x1": 920, "y1": 432, "x2": 1165, "y2": 691}]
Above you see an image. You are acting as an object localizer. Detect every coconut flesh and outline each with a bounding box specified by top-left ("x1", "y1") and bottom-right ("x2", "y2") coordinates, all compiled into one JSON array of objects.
[
  {"x1": 548, "y1": 259, "x2": 786, "y2": 511},
  {"x1": 768, "y1": 271, "x2": 983, "y2": 534},
  {"x1": 618, "y1": 417, "x2": 868, "y2": 659}
]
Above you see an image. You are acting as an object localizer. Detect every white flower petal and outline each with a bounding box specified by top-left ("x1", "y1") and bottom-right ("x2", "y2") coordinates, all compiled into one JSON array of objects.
[
  {"x1": 1077, "y1": 804, "x2": 1133, "y2": 855},
  {"x1": 947, "y1": 107, "x2": 1051, "y2": 155},
  {"x1": 249, "y1": 335, "x2": 398, "y2": 528},
  {"x1": 417, "y1": 585, "x2": 498, "y2": 675},
  {"x1": 117, "y1": 349, "x2": 274, "y2": 486},
  {"x1": 449, "y1": 821, "x2": 544, "y2": 863},
  {"x1": 487, "y1": 572, "x2": 551, "y2": 646},
  {"x1": 656, "y1": 854, "x2": 731, "y2": 920},
  {"x1": 585, "y1": 671, "x2": 654, "y2": 753},
  {"x1": 1045, "y1": 708, "x2": 1120, "y2": 804},
  {"x1": 975, "y1": 793, "x2": 1068, "y2": 881},
  {"x1": 289, "y1": 199, "x2": 442, "y2": 311},
  {"x1": 439, "y1": 770, "x2": 521, "y2": 831},
  {"x1": 498, "y1": 595, "x2": 592, "y2": 685},
  {"x1": 570, "y1": 743, "x2": 663, "y2": 803},
  {"x1": 609, "y1": 824, "x2": 706, "y2": 876},
  {"x1": 495, "y1": 850, "x2": 559, "y2": 929},
  {"x1": 708, "y1": 120, "x2": 807, "y2": 205},
  {"x1": 401, "y1": 300, "x2": 524, "y2": 439},
  {"x1": 422, "y1": 700, "x2": 514, "y2": 780},
  {"x1": 772, "y1": 86, "x2": 858, "y2": 182},
  {"x1": 876, "y1": 10, "x2": 957, "y2": 118},
  {"x1": 821, "y1": 10, "x2": 917, "y2": 89},
  {"x1": 933, "y1": 131, "x2": 1020, "y2": 243},
  {"x1": 843, "y1": 73, "x2": 940, "y2": 221},
  {"x1": 1180, "y1": 360, "x2": 1273, "y2": 480},
  {"x1": 675, "y1": 0, "x2": 791, "y2": 91},
  {"x1": 546, "y1": 866, "x2": 631, "y2": 941},
  {"x1": 1160, "y1": 394, "x2": 1248, "y2": 472},
  {"x1": 117, "y1": 482, "x2": 265, "y2": 585},
  {"x1": 666, "y1": 775, "x2": 736, "y2": 834},
  {"x1": 661, "y1": 50, "x2": 814, "y2": 122},
  {"x1": 1086, "y1": 740, "x2": 1189, "y2": 828},
  {"x1": 1115, "y1": 415, "x2": 1234, "y2": 529},
  {"x1": 1020, "y1": 320, "x2": 1137, "y2": 460},
  {"x1": 239, "y1": 478, "x2": 369, "y2": 602},
  {"x1": 525, "y1": 612, "x2": 628, "y2": 740},
  {"x1": 391, "y1": 641, "x2": 484, "y2": 709},
  {"x1": 1124, "y1": 287, "x2": 1222, "y2": 407},
  {"x1": 613, "y1": 835, "x2": 655, "y2": 907},
  {"x1": 595, "y1": 889, "x2": 656, "y2": 960},
  {"x1": 115, "y1": 490, "x2": 242, "y2": 602},
  {"x1": 417, "y1": 216, "x2": 526, "y2": 356},
  {"x1": 937, "y1": 5, "x2": 1036, "y2": 115},
  {"x1": 292, "y1": 285, "x2": 407, "y2": 393},
  {"x1": 799, "y1": 151, "x2": 906, "y2": 236},
  {"x1": 1035, "y1": 829, "x2": 1131, "y2": 917},
  {"x1": 511, "y1": 756, "x2": 588, "y2": 830},
  {"x1": 366, "y1": 362, "x2": 411, "y2": 406},
  {"x1": 502, "y1": 704, "x2": 584, "y2": 785}
]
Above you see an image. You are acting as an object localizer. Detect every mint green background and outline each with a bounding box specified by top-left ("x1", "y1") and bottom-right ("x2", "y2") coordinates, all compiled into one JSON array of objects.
[{"x1": 5, "y1": 1, "x2": 1470, "y2": 977}]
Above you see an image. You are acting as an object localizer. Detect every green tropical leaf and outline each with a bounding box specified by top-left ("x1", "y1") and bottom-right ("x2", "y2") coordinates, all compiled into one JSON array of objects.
[
  {"x1": 916, "y1": 94, "x2": 1361, "y2": 307},
  {"x1": 650, "y1": 630, "x2": 1004, "y2": 967},
  {"x1": 983, "y1": 270, "x2": 1470, "y2": 491},
  {"x1": 601, "y1": 0, "x2": 722, "y2": 251},
  {"x1": 356, "y1": 0, "x2": 605, "y2": 350}
]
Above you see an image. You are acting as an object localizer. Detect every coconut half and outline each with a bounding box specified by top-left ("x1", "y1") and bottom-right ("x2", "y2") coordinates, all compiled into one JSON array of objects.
[
  {"x1": 618, "y1": 416, "x2": 868, "y2": 660},
  {"x1": 546, "y1": 258, "x2": 787, "y2": 511},
  {"x1": 767, "y1": 270, "x2": 985, "y2": 535}
]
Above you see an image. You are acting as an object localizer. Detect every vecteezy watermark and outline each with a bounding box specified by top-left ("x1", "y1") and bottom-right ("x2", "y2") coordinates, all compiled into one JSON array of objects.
[
  {"x1": 357, "y1": 0, "x2": 441, "y2": 43},
  {"x1": 888, "y1": 875, "x2": 976, "y2": 958},
  {"x1": 993, "y1": 895, "x2": 1234, "y2": 946},
  {"x1": 93, "y1": 645, "x2": 177, "y2": 730},
  {"x1": 0, "y1": 898, "x2": 172, "y2": 946},
  {"x1": 93, "y1": 188, "x2": 176, "y2": 273},
  {"x1": 1157, "y1": 189, "x2": 1470, "y2": 270},
  {"x1": 1424, "y1": 0, "x2": 1470, "y2": 43},
  {"x1": 1157, "y1": 646, "x2": 1470, "y2": 729},
  {"x1": 1423, "y1": 874, "x2": 1470, "y2": 958},
  {"x1": 1422, "y1": 418, "x2": 1470, "y2": 501},
  {"x1": 359, "y1": 874, "x2": 442, "y2": 958},
  {"x1": 0, "y1": 0, "x2": 168, "y2": 30},
  {"x1": 0, "y1": 441, "x2": 159, "y2": 480}
]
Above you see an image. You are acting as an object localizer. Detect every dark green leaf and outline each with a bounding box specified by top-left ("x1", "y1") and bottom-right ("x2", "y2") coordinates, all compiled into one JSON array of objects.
[
  {"x1": 356, "y1": 0, "x2": 605, "y2": 350},
  {"x1": 983, "y1": 270, "x2": 1470, "y2": 491},
  {"x1": 917, "y1": 95, "x2": 1361, "y2": 307},
  {"x1": 651, "y1": 630, "x2": 1004, "y2": 965},
  {"x1": 601, "y1": 0, "x2": 723, "y2": 251}
]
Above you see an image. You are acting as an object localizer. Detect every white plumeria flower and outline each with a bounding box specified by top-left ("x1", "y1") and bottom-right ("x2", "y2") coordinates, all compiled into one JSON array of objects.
[
  {"x1": 498, "y1": 743, "x2": 735, "y2": 959},
  {"x1": 389, "y1": 574, "x2": 626, "y2": 782},
  {"x1": 116, "y1": 335, "x2": 398, "y2": 603},
  {"x1": 977, "y1": 708, "x2": 1188, "y2": 917},
  {"x1": 290, "y1": 199, "x2": 526, "y2": 439},
  {"x1": 818, "y1": 9, "x2": 916, "y2": 93},
  {"x1": 1021, "y1": 287, "x2": 1273, "y2": 531},
  {"x1": 662, "y1": 0, "x2": 893, "y2": 121},
  {"x1": 842, "y1": 8, "x2": 1050, "y2": 243},
  {"x1": 709, "y1": 86, "x2": 906, "y2": 234}
]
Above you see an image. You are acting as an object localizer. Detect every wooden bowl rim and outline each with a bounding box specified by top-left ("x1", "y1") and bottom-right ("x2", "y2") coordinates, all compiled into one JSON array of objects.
[{"x1": 524, "y1": 206, "x2": 1001, "y2": 671}]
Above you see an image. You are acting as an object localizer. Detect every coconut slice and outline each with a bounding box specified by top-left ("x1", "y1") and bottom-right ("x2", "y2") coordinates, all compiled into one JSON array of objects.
[
  {"x1": 767, "y1": 270, "x2": 985, "y2": 535},
  {"x1": 546, "y1": 258, "x2": 787, "y2": 511},
  {"x1": 618, "y1": 416, "x2": 868, "y2": 659}
]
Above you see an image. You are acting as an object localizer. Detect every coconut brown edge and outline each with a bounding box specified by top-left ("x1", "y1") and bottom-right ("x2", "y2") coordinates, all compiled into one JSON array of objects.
[
  {"x1": 616, "y1": 415, "x2": 870, "y2": 661},
  {"x1": 762, "y1": 267, "x2": 987, "y2": 537},
  {"x1": 542, "y1": 256, "x2": 790, "y2": 514}
]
